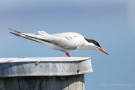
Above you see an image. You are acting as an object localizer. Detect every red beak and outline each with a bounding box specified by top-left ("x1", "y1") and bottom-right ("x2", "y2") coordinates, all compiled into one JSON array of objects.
[{"x1": 98, "y1": 47, "x2": 108, "y2": 55}]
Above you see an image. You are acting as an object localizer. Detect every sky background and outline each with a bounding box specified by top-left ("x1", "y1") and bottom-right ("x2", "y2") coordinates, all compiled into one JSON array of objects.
[{"x1": 0, "y1": 0, "x2": 135, "y2": 90}]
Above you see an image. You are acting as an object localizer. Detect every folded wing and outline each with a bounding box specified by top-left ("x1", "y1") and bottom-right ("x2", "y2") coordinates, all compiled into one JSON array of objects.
[{"x1": 9, "y1": 28, "x2": 83, "y2": 51}]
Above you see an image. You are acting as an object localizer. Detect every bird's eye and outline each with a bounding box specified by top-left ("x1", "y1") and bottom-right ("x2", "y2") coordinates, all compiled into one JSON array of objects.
[{"x1": 96, "y1": 46, "x2": 99, "y2": 48}]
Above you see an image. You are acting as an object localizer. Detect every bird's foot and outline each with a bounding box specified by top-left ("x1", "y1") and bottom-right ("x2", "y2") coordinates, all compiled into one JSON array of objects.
[{"x1": 65, "y1": 52, "x2": 70, "y2": 57}]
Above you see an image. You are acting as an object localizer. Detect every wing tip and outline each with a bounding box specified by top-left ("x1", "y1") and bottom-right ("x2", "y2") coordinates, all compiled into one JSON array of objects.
[{"x1": 8, "y1": 28, "x2": 23, "y2": 33}]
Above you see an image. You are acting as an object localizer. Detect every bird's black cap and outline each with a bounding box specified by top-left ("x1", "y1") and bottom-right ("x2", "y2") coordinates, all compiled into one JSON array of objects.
[{"x1": 85, "y1": 38, "x2": 101, "y2": 47}]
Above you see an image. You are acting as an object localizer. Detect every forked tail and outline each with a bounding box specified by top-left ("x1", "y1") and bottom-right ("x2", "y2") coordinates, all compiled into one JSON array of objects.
[{"x1": 8, "y1": 28, "x2": 48, "y2": 44}]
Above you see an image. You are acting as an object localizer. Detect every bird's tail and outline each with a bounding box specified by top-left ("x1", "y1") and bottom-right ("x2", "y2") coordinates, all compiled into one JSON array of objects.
[{"x1": 8, "y1": 28, "x2": 49, "y2": 44}]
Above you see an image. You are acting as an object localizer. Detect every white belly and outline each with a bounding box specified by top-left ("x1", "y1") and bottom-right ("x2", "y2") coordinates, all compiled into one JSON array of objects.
[{"x1": 43, "y1": 42, "x2": 66, "y2": 52}]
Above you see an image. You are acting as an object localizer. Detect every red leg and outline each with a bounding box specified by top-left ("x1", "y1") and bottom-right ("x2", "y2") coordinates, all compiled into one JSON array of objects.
[{"x1": 65, "y1": 52, "x2": 70, "y2": 57}]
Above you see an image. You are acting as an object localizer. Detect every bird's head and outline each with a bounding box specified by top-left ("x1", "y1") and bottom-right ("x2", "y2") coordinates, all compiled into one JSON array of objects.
[{"x1": 85, "y1": 38, "x2": 108, "y2": 55}]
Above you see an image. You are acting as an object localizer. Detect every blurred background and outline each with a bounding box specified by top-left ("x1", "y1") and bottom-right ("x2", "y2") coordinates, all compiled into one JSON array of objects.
[{"x1": 0, "y1": 0, "x2": 135, "y2": 90}]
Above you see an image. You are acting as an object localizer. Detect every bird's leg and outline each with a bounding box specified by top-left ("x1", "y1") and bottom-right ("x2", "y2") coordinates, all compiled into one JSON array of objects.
[{"x1": 65, "y1": 52, "x2": 70, "y2": 57}]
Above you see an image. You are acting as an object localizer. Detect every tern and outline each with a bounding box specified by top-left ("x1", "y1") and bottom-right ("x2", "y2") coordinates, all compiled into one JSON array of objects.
[{"x1": 9, "y1": 28, "x2": 108, "y2": 57}]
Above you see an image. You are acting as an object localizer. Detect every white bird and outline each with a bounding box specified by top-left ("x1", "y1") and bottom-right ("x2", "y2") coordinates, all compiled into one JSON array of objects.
[{"x1": 9, "y1": 28, "x2": 108, "y2": 57}]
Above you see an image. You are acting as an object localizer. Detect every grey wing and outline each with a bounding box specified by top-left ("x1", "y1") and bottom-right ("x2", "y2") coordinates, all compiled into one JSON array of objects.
[
  {"x1": 9, "y1": 28, "x2": 83, "y2": 51},
  {"x1": 45, "y1": 33, "x2": 84, "y2": 50}
]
